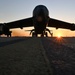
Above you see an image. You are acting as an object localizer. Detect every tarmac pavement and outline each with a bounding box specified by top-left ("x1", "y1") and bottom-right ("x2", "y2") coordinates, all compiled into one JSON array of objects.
[{"x1": 0, "y1": 37, "x2": 75, "y2": 75}]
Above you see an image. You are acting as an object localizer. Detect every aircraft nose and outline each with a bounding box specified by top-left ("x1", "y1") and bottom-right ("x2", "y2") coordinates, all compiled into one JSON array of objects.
[
  {"x1": 38, "y1": 9, "x2": 44, "y2": 16},
  {"x1": 36, "y1": 16, "x2": 43, "y2": 22}
]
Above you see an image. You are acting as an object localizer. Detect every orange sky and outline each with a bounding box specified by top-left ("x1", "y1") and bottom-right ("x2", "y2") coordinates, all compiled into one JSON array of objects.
[
  {"x1": 11, "y1": 29, "x2": 29, "y2": 37},
  {"x1": 10, "y1": 27, "x2": 75, "y2": 37}
]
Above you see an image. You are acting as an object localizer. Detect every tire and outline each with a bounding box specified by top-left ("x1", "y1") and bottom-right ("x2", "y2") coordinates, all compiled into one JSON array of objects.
[
  {"x1": 10, "y1": 34, "x2": 11, "y2": 37},
  {"x1": 7, "y1": 35, "x2": 9, "y2": 37},
  {"x1": 45, "y1": 32, "x2": 48, "y2": 37},
  {"x1": 41, "y1": 34, "x2": 44, "y2": 37},
  {"x1": 32, "y1": 32, "x2": 37, "y2": 37},
  {"x1": 51, "y1": 33, "x2": 53, "y2": 37}
]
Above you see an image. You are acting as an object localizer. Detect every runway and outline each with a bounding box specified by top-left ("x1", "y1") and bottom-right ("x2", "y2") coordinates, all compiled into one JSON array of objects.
[
  {"x1": 0, "y1": 37, "x2": 75, "y2": 75},
  {"x1": 41, "y1": 37, "x2": 75, "y2": 75}
]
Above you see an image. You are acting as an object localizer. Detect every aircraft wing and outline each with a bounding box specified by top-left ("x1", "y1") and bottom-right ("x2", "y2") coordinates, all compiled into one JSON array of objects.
[
  {"x1": 48, "y1": 18, "x2": 75, "y2": 30},
  {"x1": 5, "y1": 17, "x2": 33, "y2": 29}
]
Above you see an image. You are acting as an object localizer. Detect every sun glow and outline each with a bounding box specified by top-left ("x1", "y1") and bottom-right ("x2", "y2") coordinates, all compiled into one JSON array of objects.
[{"x1": 57, "y1": 34, "x2": 62, "y2": 38}]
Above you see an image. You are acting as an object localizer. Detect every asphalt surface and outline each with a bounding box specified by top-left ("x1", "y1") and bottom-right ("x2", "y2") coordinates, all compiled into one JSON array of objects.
[
  {"x1": 0, "y1": 37, "x2": 50, "y2": 75},
  {"x1": 0, "y1": 37, "x2": 75, "y2": 75},
  {"x1": 41, "y1": 37, "x2": 75, "y2": 75}
]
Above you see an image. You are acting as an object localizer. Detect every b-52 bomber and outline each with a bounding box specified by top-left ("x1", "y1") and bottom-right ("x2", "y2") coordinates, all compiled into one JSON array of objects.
[{"x1": 0, "y1": 5, "x2": 75, "y2": 37}]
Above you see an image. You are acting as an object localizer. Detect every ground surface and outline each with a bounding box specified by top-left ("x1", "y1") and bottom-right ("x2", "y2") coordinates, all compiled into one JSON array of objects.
[{"x1": 0, "y1": 37, "x2": 75, "y2": 75}]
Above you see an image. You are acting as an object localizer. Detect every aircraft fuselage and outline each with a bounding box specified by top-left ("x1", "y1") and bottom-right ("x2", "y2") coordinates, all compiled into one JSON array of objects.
[{"x1": 33, "y1": 5, "x2": 49, "y2": 35}]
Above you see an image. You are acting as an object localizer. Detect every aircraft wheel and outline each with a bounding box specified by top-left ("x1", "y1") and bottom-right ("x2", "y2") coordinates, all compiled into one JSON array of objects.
[
  {"x1": 45, "y1": 32, "x2": 48, "y2": 37},
  {"x1": 7, "y1": 35, "x2": 9, "y2": 37},
  {"x1": 7, "y1": 34, "x2": 11, "y2": 37},
  {"x1": 7, "y1": 31, "x2": 12, "y2": 37},
  {"x1": 51, "y1": 33, "x2": 53, "y2": 37},
  {"x1": 32, "y1": 32, "x2": 37, "y2": 37},
  {"x1": 10, "y1": 34, "x2": 11, "y2": 37},
  {"x1": 41, "y1": 34, "x2": 44, "y2": 37},
  {"x1": 9, "y1": 31, "x2": 12, "y2": 37}
]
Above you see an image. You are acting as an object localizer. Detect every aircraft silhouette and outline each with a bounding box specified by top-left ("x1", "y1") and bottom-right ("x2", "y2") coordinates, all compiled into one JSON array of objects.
[{"x1": 0, "y1": 5, "x2": 75, "y2": 37}]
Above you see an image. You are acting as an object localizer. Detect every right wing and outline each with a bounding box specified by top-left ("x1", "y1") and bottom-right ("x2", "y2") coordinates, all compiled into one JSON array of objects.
[
  {"x1": 5, "y1": 17, "x2": 33, "y2": 29},
  {"x1": 48, "y1": 18, "x2": 75, "y2": 30}
]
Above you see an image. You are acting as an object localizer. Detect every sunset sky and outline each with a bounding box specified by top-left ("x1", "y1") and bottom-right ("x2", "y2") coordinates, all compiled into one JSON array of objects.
[{"x1": 0, "y1": 0, "x2": 75, "y2": 37}]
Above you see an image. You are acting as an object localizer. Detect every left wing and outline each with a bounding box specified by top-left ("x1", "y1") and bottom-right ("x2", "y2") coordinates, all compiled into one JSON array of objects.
[
  {"x1": 48, "y1": 18, "x2": 75, "y2": 30},
  {"x1": 5, "y1": 17, "x2": 33, "y2": 29}
]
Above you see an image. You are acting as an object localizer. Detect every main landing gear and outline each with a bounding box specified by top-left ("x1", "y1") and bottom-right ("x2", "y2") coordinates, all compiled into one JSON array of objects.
[
  {"x1": 29, "y1": 28, "x2": 53, "y2": 37},
  {"x1": 45, "y1": 32, "x2": 48, "y2": 37},
  {"x1": 6, "y1": 31, "x2": 12, "y2": 37},
  {"x1": 40, "y1": 29, "x2": 53, "y2": 37}
]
